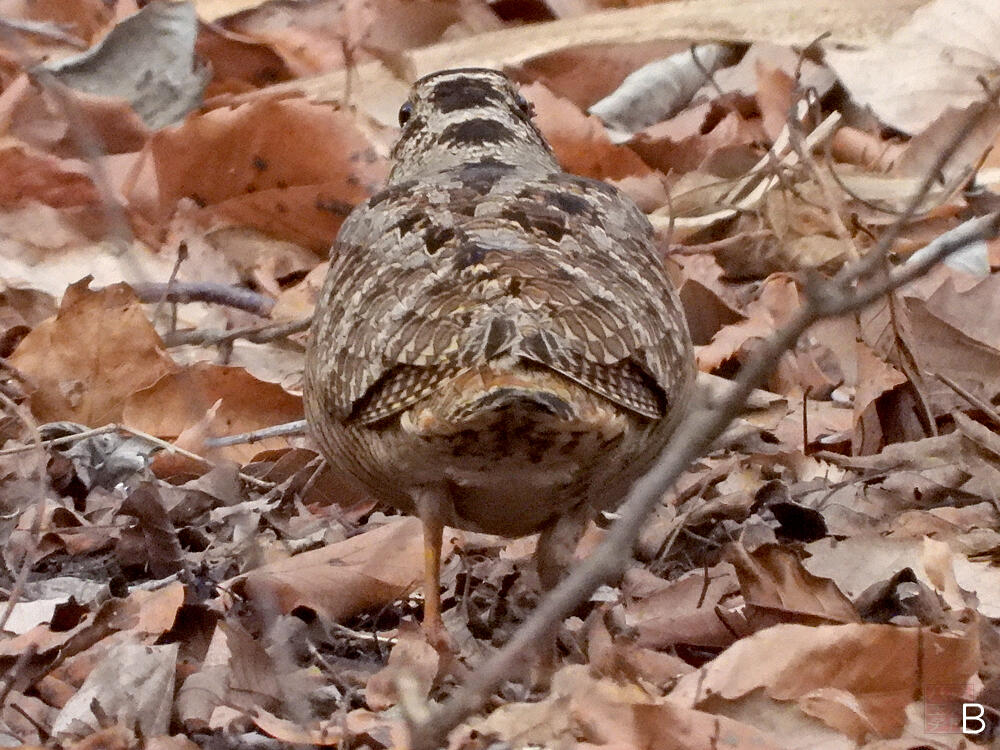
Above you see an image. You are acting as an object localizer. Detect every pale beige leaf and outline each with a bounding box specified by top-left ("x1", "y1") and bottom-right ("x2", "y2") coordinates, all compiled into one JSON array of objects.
[
  {"x1": 825, "y1": 0, "x2": 1000, "y2": 134},
  {"x1": 51, "y1": 641, "x2": 178, "y2": 737}
]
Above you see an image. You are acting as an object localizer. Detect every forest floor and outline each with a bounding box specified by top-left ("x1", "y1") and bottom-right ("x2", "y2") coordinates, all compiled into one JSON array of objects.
[{"x1": 2, "y1": 0, "x2": 1000, "y2": 747}]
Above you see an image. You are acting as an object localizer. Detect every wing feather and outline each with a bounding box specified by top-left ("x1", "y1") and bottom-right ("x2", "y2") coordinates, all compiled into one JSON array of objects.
[{"x1": 306, "y1": 173, "x2": 692, "y2": 424}]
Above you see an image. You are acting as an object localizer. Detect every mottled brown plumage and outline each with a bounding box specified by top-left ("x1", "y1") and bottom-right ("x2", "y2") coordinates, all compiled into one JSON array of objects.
[{"x1": 304, "y1": 68, "x2": 694, "y2": 648}]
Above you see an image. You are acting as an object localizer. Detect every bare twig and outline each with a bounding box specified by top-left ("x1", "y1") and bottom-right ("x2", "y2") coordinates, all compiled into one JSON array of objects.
[
  {"x1": 838, "y1": 91, "x2": 1000, "y2": 289},
  {"x1": 787, "y1": 94, "x2": 858, "y2": 259},
  {"x1": 150, "y1": 241, "x2": 188, "y2": 328},
  {"x1": 667, "y1": 230, "x2": 773, "y2": 255},
  {"x1": 0, "y1": 423, "x2": 276, "y2": 491},
  {"x1": 130, "y1": 281, "x2": 276, "y2": 317},
  {"x1": 0, "y1": 423, "x2": 119, "y2": 455},
  {"x1": 934, "y1": 372, "x2": 1000, "y2": 430},
  {"x1": 328, "y1": 621, "x2": 397, "y2": 646},
  {"x1": 162, "y1": 316, "x2": 312, "y2": 348},
  {"x1": 723, "y1": 102, "x2": 842, "y2": 209},
  {"x1": 204, "y1": 419, "x2": 308, "y2": 448},
  {"x1": 405, "y1": 85, "x2": 1000, "y2": 746}
]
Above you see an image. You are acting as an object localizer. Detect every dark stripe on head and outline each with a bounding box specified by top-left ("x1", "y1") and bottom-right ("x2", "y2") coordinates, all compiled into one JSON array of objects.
[
  {"x1": 455, "y1": 158, "x2": 516, "y2": 193},
  {"x1": 439, "y1": 118, "x2": 517, "y2": 148},
  {"x1": 430, "y1": 78, "x2": 505, "y2": 113}
]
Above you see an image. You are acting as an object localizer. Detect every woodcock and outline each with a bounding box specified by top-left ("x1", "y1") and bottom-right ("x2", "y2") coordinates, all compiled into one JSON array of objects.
[{"x1": 304, "y1": 68, "x2": 695, "y2": 651}]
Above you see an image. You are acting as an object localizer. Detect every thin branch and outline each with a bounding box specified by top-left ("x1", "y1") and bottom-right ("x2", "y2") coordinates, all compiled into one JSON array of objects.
[
  {"x1": 838, "y1": 86, "x2": 1000, "y2": 288},
  {"x1": 405, "y1": 85, "x2": 1000, "y2": 746},
  {"x1": 934, "y1": 372, "x2": 1000, "y2": 430},
  {"x1": 163, "y1": 316, "x2": 312, "y2": 348},
  {"x1": 130, "y1": 280, "x2": 276, "y2": 317},
  {"x1": 667, "y1": 230, "x2": 773, "y2": 255},
  {"x1": 0, "y1": 423, "x2": 277, "y2": 491},
  {"x1": 150, "y1": 241, "x2": 188, "y2": 328},
  {"x1": 0, "y1": 423, "x2": 118, "y2": 454},
  {"x1": 204, "y1": 419, "x2": 308, "y2": 448},
  {"x1": 786, "y1": 93, "x2": 858, "y2": 259}
]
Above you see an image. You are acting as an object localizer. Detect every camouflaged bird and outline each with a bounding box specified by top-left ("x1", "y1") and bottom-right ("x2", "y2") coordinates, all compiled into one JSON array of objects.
[{"x1": 305, "y1": 68, "x2": 694, "y2": 648}]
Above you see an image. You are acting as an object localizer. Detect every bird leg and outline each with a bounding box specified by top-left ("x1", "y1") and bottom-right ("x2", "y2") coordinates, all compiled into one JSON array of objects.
[
  {"x1": 536, "y1": 506, "x2": 591, "y2": 591},
  {"x1": 413, "y1": 486, "x2": 452, "y2": 655},
  {"x1": 532, "y1": 505, "x2": 592, "y2": 685}
]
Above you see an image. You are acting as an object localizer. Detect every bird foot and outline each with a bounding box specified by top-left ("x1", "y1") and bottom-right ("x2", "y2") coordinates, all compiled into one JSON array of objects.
[
  {"x1": 420, "y1": 616, "x2": 471, "y2": 681},
  {"x1": 421, "y1": 615, "x2": 454, "y2": 656}
]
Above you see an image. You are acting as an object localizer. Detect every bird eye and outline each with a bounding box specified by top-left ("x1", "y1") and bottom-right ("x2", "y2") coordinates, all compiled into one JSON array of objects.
[
  {"x1": 398, "y1": 101, "x2": 414, "y2": 126},
  {"x1": 514, "y1": 92, "x2": 534, "y2": 117}
]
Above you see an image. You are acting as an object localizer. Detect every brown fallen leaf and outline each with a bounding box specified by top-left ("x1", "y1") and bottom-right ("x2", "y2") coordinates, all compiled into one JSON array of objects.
[
  {"x1": 144, "y1": 737, "x2": 201, "y2": 750},
  {"x1": 195, "y1": 23, "x2": 293, "y2": 98},
  {"x1": 586, "y1": 608, "x2": 694, "y2": 687},
  {"x1": 343, "y1": 708, "x2": 408, "y2": 748},
  {"x1": 805, "y1": 533, "x2": 1000, "y2": 619},
  {"x1": 365, "y1": 621, "x2": 439, "y2": 711},
  {"x1": 697, "y1": 274, "x2": 801, "y2": 373},
  {"x1": 519, "y1": 39, "x2": 692, "y2": 111},
  {"x1": 632, "y1": 105, "x2": 763, "y2": 177},
  {"x1": 0, "y1": 141, "x2": 101, "y2": 209},
  {"x1": 523, "y1": 81, "x2": 653, "y2": 181},
  {"x1": 125, "y1": 582, "x2": 186, "y2": 637},
  {"x1": 9, "y1": 278, "x2": 176, "y2": 426},
  {"x1": 825, "y1": 0, "x2": 1000, "y2": 134},
  {"x1": 624, "y1": 563, "x2": 742, "y2": 651},
  {"x1": 145, "y1": 97, "x2": 389, "y2": 251},
  {"x1": 62, "y1": 726, "x2": 135, "y2": 750},
  {"x1": 233, "y1": 517, "x2": 427, "y2": 623},
  {"x1": 853, "y1": 339, "x2": 907, "y2": 455},
  {"x1": 252, "y1": 708, "x2": 344, "y2": 746},
  {"x1": 0, "y1": 690, "x2": 54, "y2": 746},
  {"x1": 117, "y1": 484, "x2": 186, "y2": 578},
  {"x1": 7, "y1": 0, "x2": 119, "y2": 47},
  {"x1": 177, "y1": 620, "x2": 285, "y2": 731},
  {"x1": 671, "y1": 620, "x2": 978, "y2": 740},
  {"x1": 727, "y1": 543, "x2": 860, "y2": 627},
  {"x1": 263, "y1": 0, "x2": 922, "y2": 126},
  {"x1": 465, "y1": 663, "x2": 786, "y2": 749}
]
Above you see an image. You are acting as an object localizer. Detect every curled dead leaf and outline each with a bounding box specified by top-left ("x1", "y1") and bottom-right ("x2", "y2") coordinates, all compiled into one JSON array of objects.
[
  {"x1": 9, "y1": 278, "x2": 176, "y2": 426},
  {"x1": 668, "y1": 620, "x2": 979, "y2": 739},
  {"x1": 232, "y1": 517, "x2": 426, "y2": 623}
]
